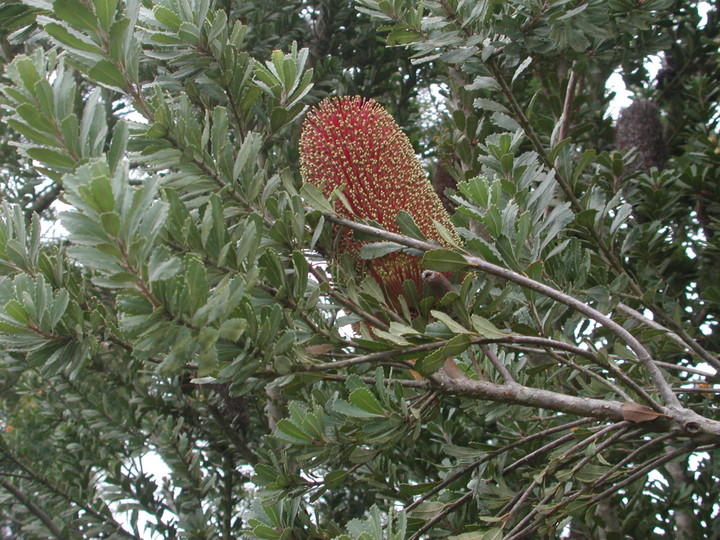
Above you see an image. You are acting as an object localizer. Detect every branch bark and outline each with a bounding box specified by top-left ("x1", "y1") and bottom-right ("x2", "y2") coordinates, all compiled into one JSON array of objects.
[
  {"x1": 0, "y1": 478, "x2": 68, "y2": 540},
  {"x1": 27, "y1": 183, "x2": 62, "y2": 216},
  {"x1": 315, "y1": 210, "x2": 720, "y2": 440},
  {"x1": 432, "y1": 370, "x2": 628, "y2": 421}
]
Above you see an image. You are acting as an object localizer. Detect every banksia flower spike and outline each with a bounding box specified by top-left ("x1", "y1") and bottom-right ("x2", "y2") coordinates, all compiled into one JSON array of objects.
[
  {"x1": 615, "y1": 100, "x2": 668, "y2": 172},
  {"x1": 299, "y1": 96, "x2": 460, "y2": 303}
]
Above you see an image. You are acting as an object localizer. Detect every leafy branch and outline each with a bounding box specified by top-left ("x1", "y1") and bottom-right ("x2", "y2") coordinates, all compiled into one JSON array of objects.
[{"x1": 317, "y1": 210, "x2": 720, "y2": 440}]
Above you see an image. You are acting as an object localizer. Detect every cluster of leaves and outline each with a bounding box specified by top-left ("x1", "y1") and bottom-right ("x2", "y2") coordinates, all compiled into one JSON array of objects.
[{"x1": 0, "y1": 0, "x2": 719, "y2": 539}]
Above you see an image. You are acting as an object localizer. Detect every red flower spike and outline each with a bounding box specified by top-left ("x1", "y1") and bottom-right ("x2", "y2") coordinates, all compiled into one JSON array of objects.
[{"x1": 299, "y1": 96, "x2": 460, "y2": 303}]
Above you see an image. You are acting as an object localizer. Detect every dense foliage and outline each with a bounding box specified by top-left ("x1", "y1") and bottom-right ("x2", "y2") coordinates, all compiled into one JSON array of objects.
[{"x1": 0, "y1": 0, "x2": 719, "y2": 538}]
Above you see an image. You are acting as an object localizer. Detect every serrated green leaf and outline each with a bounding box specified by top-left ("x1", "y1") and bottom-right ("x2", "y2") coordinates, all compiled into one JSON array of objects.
[
  {"x1": 370, "y1": 328, "x2": 411, "y2": 346},
  {"x1": 470, "y1": 314, "x2": 505, "y2": 339},
  {"x1": 0, "y1": 320, "x2": 32, "y2": 335},
  {"x1": 395, "y1": 210, "x2": 427, "y2": 240},
  {"x1": 49, "y1": 289, "x2": 69, "y2": 328},
  {"x1": 359, "y1": 241, "x2": 403, "y2": 260},
  {"x1": 300, "y1": 182, "x2": 334, "y2": 214},
  {"x1": 100, "y1": 212, "x2": 120, "y2": 236},
  {"x1": 573, "y1": 149, "x2": 596, "y2": 183},
  {"x1": 512, "y1": 57, "x2": 532, "y2": 84},
  {"x1": 348, "y1": 388, "x2": 385, "y2": 416},
  {"x1": 42, "y1": 22, "x2": 105, "y2": 57},
  {"x1": 409, "y1": 501, "x2": 445, "y2": 520},
  {"x1": 549, "y1": 138, "x2": 570, "y2": 162},
  {"x1": 88, "y1": 59, "x2": 127, "y2": 91},
  {"x1": 12, "y1": 56, "x2": 41, "y2": 90},
  {"x1": 325, "y1": 469, "x2": 350, "y2": 488},
  {"x1": 388, "y1": 322, "x2": 421, "y2": 336},
  {"x1": 108, "y1": 120, "x2": 128, "y2": 171},
  {"x1": 431, "y1": 310, "x2": 470, "y2": 334},
  {"x1": 387, "y1": 27, "x2": 420, "y2": 46},
  {"x1": 474, "y1": 98, "x2": 508, "y2": 113},
  {"x1": 5, "y1": 119, "x2": 59, "y2": 147},
  {"x1": 433, "y1": 219, "x2": 462, "y2": 249},
  {"x1": 93, "y1": 0, "x2": 118, "y2": 31},
  {"x1": 415, "y1": 333, "x2": 471, "y2": 375},
  {"x1": 218, "y1": 318, "x2": 247, "y2": 341},
  {"x1": 274, "y1": 418, "x2": 313, "y2": 443},
  {"x1": 610, "y1": 203, "x2": 633, "y2": 236},
  {"x1": 4, "y1": 299, "x2": 29, "y2": 324},
  {"x1": 147, "y1": 251, "x2": 182, "y2": 282},
  {"x1": 15, "y1": 103, "x2": 54, "y2": 132},
  {"x1": 26, "y1": 147, "x2": 77, "y2": 169},
  {"x1": 248, "y1": 524, "x2": 282, "y2": 539},
  {"x1": 153, "y1": 5, "x2": 181, "y2": 30},
  {"x1": 53, "y1": 0, "x2": 99, "y2": 32},
  {"x1": 333, "y1": 399, "x2": 384, "y2": 418},
  {"x1": 422, "y1": 249, "x2": 468, "y2": 272},
  {"x1": 466, "y1": 76, "x2": 500, "y2": 91}
]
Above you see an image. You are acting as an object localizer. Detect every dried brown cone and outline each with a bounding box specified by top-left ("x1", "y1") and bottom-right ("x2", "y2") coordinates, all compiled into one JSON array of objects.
[
  {"x1": 299, "y1": 96, "x2": 460, "y2": 303},
  {"x1": 210, "y1": 383, "x2": 249, "y2": 435},
  {"x1": 615, "y1": 100, "x2": 668, "y2": 171},
  {"x1": 432, "y1": 160, "x2": 458, "y2": 213}
]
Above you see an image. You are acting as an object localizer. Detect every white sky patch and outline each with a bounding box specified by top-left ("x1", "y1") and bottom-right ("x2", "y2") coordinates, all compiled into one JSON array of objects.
[
  {"x1": 606, "y1": 1, "x2": 712, "y2": 119},
  {"x1": 109, "y1": 452, "x2": 172, "y2": 539},
  {"x1": 605, "y1": 55, "x2": 664, "y2": 119},
  {"x1": 41, "y1": 199, "x2": 71, "y2": 239}
]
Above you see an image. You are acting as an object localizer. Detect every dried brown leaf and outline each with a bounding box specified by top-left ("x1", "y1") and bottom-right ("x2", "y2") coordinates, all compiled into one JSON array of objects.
[
  {"x1": 304, "y1": 344, "x2": 333, "y2": 356},
  {"x1": 620, "y1": 402, "x2": 670, "y2": 423}
]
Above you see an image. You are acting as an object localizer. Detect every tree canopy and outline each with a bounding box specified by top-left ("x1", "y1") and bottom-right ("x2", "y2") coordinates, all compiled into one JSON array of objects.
[{"x1": 1, "y1": 0, "x2": 719, "y2": 538}]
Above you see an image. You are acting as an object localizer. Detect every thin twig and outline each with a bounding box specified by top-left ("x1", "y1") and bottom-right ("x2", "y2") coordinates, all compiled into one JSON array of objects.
[
  {"x1": 0, "y1": 478, "x2": 69, "y2": 540},
  {"x1": 307, "y1": 264, "x2": 394, "y2": 330},
  {"x1": 335, "y1": 358, "x2": 632, "y2": 420},
  {"x1": 556, "y1": 69, "x2": 577, "y2": 146},
  {"x1": 618, "y1": 302, "x2": 720, "y2": 371},
  {"x1": 317, "y1": 211, "x2": 720, "y2": 439},
  {"x1": 526, "y1": 290, "x2": 630, "y2": 402},
  {"x1": 562, "y1": 423, "x2": 632, "y2": 477},
  {"x1": 486, "y1": 59, "x2": 709, "y2": 375},
  {"x1": 319, "y1": 211, "x2": 681, "y2": 410},
  {"x1": 408, "y1": 491, "x2": 474, "y2": 540},
  {"x1": 509, "y1": 431, "x2": 682, "y2": 538},
  {"x1": 28, "y1": 183, "x2": 62, "y2": 216},
  {"x1": 486, "y1": 59, "x2": 579, "y2": 209},
  {"x1": 501, "y1": 432, "x2": 577, "y2": 477},
  {"x1": 503, "y1": 425, "x2": 630, "y2": 528},
  {"x1": 654, "y1": 361, "x2": 715, "y2": 378},
  {"x1": 405, "y1": 418, "x2": 594, "y2": 515},
  {"x1": 321, "y1": 373, "x2": 427, "y2": 388},
  {"x1": 503, "y1": 422, "x2": 630, "y2": 529},
  {"x1": 544, "y1": 348, "x2": 633, "y2": 401},
  {"x1": 305, "y1": 339, "x2": 453, "y2": 371},
  {"x1": 502, "y1": 477, "x2": 542, "y2": 528},
  {"x1": 506, "y1": 422, "x2": 626, "y2": 539},
  {"x1": 590, "y1": 431, "x2": 679, "y2": 491},
  {"x1": 672, "y1": 386, "x2": 720, "y2": 394},
  {"x1": 481, "y1": 343, "x2": 515, "y2": 383},
  {"x1": 589, "y1": 443, "x2": 695, "y2": 504},
  {"x1": 504, "y1": 489, "x2": 557, "y2": 539}
]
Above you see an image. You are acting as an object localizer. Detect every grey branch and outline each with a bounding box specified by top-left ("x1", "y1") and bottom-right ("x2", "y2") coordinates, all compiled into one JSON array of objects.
[
  {"x1": 28, "y1": 183, "x2": 62, "y2": 216},
  {"x1": 317, "y1": 210, "x2": 720, "y2": 440},
  {"x1": 0, "y1": 478, "x2": 69, "y2": 539}
]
